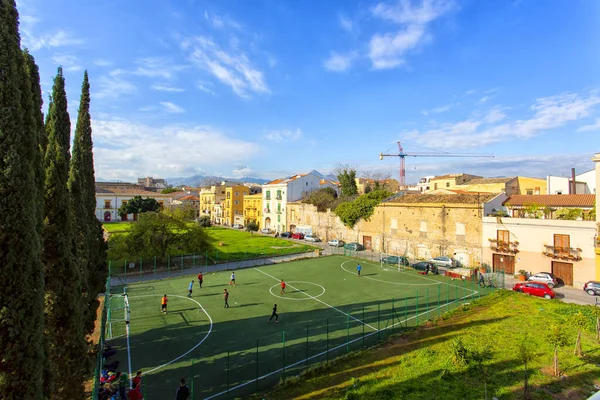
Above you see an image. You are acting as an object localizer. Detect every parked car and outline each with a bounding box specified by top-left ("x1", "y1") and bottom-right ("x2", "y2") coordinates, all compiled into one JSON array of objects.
[
  {"x1": 344, "y1": 242, "x2": 364, "y2": 251},
  {"x1": 304, "y1": 235, "x2": 321, "y2": 242},
  {"x1": 261, "y1": 228, "x2": 273, "y2": 234},
  {"x1": 382, "y1": 255, "x2": 410, "y2": 266},
  {"x1": 512, "y1": 282, "x2": 555, "y2": 299},
  {"x1": 291, "y1": 232, "x2": 305, "y2": 239},
  {"x1": 232, "y1": 224, "x2": 244, "y2": 229},
  {"x1": 327, "y1": 239, "x2": 345, "y2": 247},
  {"x1": 428, "y1": 256, "x2": 456, "y2": 268},
  {"x1": 412, "y1": 261, "x2": 438, "y2": 274},
  {"x1": 527, "y1": 272, "x2": 557, "y2": 288},
  {"x1": 280, "y1": 232, "x2": 292, "y2": 238},
  {"x1": 583, "y1": 281, "x2": 600, "y2": 296}
]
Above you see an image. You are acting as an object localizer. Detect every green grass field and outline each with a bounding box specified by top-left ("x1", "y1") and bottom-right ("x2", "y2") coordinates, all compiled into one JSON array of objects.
[{"x1": 105, "y1": 255, "x2": 496, "y2": 399}]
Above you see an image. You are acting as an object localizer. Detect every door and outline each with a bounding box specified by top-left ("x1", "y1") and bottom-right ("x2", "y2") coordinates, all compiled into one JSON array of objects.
[
  {"x1": 122, "y1": 213, "x2": 128, "y2": 221},
  {"x1": 492, "y1": 253, "x2": 514, "y2": 274},
  {"x1": 363, "y1": 236, "x2": 372, "y2": 251},
  {"x1": 104, "y1": 211, "x2": 111, "y2": 222},
  {"x1": 551, "y1": 261, "x2": 573, "y2": 286}
]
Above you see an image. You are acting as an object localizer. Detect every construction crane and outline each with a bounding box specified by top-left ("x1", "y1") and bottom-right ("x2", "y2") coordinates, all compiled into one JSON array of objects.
[{"x1": 379, "y1": 141, "x2": 494, "y2": 189}]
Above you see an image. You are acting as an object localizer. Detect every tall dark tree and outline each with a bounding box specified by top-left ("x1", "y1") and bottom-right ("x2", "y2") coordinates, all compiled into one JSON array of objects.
[
  {"x1": 43, "y1": 67, "x2": 88, "y2": 399},
  {"x1": 68, "y1": 71, "x2": 108, "y2": 333},
  {"x1": 0, "y1": 1, "x2": 46, "y2": 398},
  {"x1": 337, "y1": 168, "x2": 358, "y2": 197}
]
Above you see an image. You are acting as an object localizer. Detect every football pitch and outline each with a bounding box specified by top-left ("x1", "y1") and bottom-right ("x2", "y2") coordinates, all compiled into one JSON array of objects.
[{"x1": 106, "y1": 255, "x2": 499, "y2": 399}]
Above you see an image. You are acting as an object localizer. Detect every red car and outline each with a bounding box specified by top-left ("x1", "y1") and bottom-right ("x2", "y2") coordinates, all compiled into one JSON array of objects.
[
  {"x1": 291, "y1": 232, "x2": 304, "y2": 239},
  {"x1": 512, "y1": 282, "x2": 555, "y2": 299}
]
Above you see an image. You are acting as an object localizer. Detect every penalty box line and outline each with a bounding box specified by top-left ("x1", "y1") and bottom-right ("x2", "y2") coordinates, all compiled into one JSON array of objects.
[
  {"x1": 204, "y1": 289, "x2": 479, "y2": 400},
  {"x1": 255, "y1": 268, "x2": 377, "y2": 331}
]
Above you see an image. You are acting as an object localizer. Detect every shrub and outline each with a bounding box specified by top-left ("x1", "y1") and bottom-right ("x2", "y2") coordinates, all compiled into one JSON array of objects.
[{"x1": 197, "y1": 215, "x2": 211, "y2": 228}]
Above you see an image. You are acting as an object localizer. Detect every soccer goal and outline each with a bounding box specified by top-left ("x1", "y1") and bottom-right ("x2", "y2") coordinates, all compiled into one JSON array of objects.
[
  {"x1": 106, "y1": 288, "x2": 130, "y2": 340},
  {"x1": 380, "y1": 253, "x2": 408, "y2": 272}
]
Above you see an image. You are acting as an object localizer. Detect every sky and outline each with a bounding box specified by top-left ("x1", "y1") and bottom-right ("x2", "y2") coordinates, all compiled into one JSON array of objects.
[{"x1": 16, "y1": 0, "x2": 600, "y2": 184}]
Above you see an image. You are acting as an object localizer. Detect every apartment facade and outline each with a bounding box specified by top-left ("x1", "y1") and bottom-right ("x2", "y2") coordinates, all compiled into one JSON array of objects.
[
  {"x1": 199, "y1": 182, "x2": 248, "y2": 225},
  {"x1": 95, "y1": 184, "x2": 172, "y2": 222},
  {"x1": 355, "y1": 178, "x2": 400, "y2": 194},
  {"x1": 503, "y1": 194, "x2": 595, "y2": 218},
  {"x1": 482, "y1": 217, "x2": 596, "y2": 286},
  {"x1": 243, "y1": 193, "x2": 262, "y2": 229},
  {"x1": 223, "y1": 185, "x2": 250, "y2": 226},
  {"x1": 547, "y1": 169, "x2": 596, "y2": 195},
  {"x1": 261, "y1": 172, "x2": 338, "y2": 233}
]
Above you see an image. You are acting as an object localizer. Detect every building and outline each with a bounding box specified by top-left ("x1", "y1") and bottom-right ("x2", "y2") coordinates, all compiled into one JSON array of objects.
[
  {"x1": 426, "y1": 174, "x2": 546, "y2": 195},
  {"x1": 547, "y1": 169, "x2": 596, "y2": 195},
  {"x1": 243, "y1": 193, "x2": 262, "y2": 229},
  {"x1": 503, "y1": 194, "x2": 595, "y2": 219},
  {"x1": 199, "y1": 182, "x2": 248, "y2": 225},
  {"x1": 482, "y1": 216, "x2": 596, "y2": 287},
  {"x1": 137, "y1": 177, "x2": 169, "y2": 191},
  {"x1": 355, "y1": 177, "x2": 400, "y2": 194},
  {"x1": 427, "y1": 174, "x2": 482, "y2": 191},
  {"x1": 261, "y1": 171, "x2": 338, "y2": 233},
  {"x1": 171, "y1": 191, "x2": 200, "y2": 218},
  {"x1": 417, "y1": 176, "x2": 435, "y2": 192},
  {"x1": 95, "y1": 183, "x2": 172, "y2": 222}
]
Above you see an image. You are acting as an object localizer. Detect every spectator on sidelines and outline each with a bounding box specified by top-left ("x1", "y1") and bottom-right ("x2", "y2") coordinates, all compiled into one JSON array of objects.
[{"x1": 176, "y1": 378, "x2": 190, "y2": 400}]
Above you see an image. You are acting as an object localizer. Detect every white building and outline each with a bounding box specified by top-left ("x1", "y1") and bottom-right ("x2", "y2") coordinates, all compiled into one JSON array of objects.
[
  {"x1": 95, "y1": 184, "x2": 172, "y2": 222},
  {"x1": 546, "y1": 169, "x2": 596, "y2": 195},
  {"x1": 417, "y1": 176, "x2": 435, "y2": 193},
  {"x1": 261, "y1": 172, "x2": 338, "y2": 233}
]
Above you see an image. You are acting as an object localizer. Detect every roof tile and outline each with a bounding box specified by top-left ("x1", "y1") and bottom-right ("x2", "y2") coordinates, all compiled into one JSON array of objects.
[{"x1": 503, "y1": 194, "x2": 595, "y2": 207}]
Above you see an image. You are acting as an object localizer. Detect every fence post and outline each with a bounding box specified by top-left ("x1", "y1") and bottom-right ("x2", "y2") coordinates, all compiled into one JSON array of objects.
[
  {"x1": 404, "y1": 295, "x2": 408, "y2": 329},
  {"x1": 463, "y1": 279, "x2": 467, "y2": 304},
  {"x1": 282, "y1": 331, "x2": 286, "y2": 380},
  {"x1": 191, "y1": 358, "x2": 195, "y2": 400},
  {"x1": 455, "y1": 283, "x2": 458, "y2": 303},
  {"x1": 227, "y1": 350, "x2": 230, "y2": 392},
  {"x1": 437, "y1": 285, "x2": 441, "y2": 317},
  {"x1": 124, "y1": 259, "x2": 127, "y2": 281},
  {"x1": 377, "y1": 302, "x2": 381, "y2": 341},
  {"x1": 193, "y1": 253, "x2": 196, "y2": 269},
  {"x1": 346, "y1": 313, "x2": 350, "y2": 354},
  {"x1": 168, "y1": 254, "x2": 171, "y2": 278},
  {"x1": 205, "y1": 250, "x2": 208, "y2": 273},
  {"x1": 153, "y1": 256, "x2": 156, "y2": 281},
  {"x1": 181, "y1": 254, "x2": 184, "y2": 270},
  {"x1": 426, "y1": 287, "x2": 429, "y2": 320},
  {"x1": 139, "y1": 257, "x2": 143, "y2": 279},
  {"x1": 306, "y1": 325, "x2": 309, "y2": 373},
  {"x1": 326, "y1": 317, "x2": 329, "y2": 363},
  {"x1": 392, "y1": 298, "x2": 395, "y2": 335},
  {"x1": 415, "y1": 289, "x2": 419, "y2": 327},
  {"x1": 362, "y1": 306, "x2": 365, "y2": 348},
  {"x1": 447, "y1": 284, "x2": 450, "y2": 306},
  {"x1": 256, "y1": 340, "x2": 259, "y2": 392}
]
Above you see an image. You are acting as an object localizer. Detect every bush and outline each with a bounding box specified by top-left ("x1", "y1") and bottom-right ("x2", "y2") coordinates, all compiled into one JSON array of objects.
[
  {"x1": 197, "y1": 215, "x2": 212, "y2": 228},
  {"x1": 334, "y1": 190, "x2": 392, "y2": 228}
]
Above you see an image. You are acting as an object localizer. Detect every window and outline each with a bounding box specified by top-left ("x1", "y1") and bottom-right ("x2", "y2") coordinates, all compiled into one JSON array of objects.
[
  {"x1": 526, "y1": 190, "x2": 533, "y2": 195},
  {"x1": 497, "y1": 230, "x2": 510, "y2": 244},
  {"x1": 534, "y1": 187, "x2": 540, "y2": 195},
  {"x1": 419, "y1": 221, "x2": 427, "y2": 239},
  {"x1": 390, "y1": 218, "x2": 398, "y2": 235},
  {"x1": 446, "y1": 182, "x2": 450, "y2": 187},
  {"x1": 276, "y1": 190, "x2": 282, "y2": 200},
  {"x1": 277, "y1": 215, "x2": 281, "y2": 223},
  {"x1": 306, "y1": 182, "x2": 308, "y2": 186},
  {"x1": 235, "y1": 192, "x2": 239, "y2": 196},
  {"x1": 554, "y1": 234, "x2": 570, "y2": 254},
  {"x1": 158, "y1": 201, "x2": 164, "y2": 209},
  {"x1": 434, "y1": 183, "x2": 438, "y2": 189},
  {"x1": 227, "y1": 192, "x2": 231, "y2": 199},
  {"x1": 235, "y1": 211, "x2": 239, "y2": 215},
  {"x1": 556, "y1": 190, "x2": 563, "y2": 195},
  {"x1": 266, "y1": 190, "x2": 271, "y2": 200},
  {"x1": 456, "y1": 223, "x2": 465, "y2": 245},
  {"x1": 104, "y1": 200, "x2": 111, "y2": 208}
]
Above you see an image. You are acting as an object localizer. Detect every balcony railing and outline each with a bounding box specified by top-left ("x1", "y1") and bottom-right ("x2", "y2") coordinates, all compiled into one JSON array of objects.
[
  {"x1": 488, "y1": 239, "x2": 520, "y2": 254},
  {"x1": 543, "y1": 245, "x2": 582, "y2": 261},
  {"x1": 276, "y1": 195, "x2": 282, "y2": 200},
  {"x1": 265, "y1": 196, "x2": 271, "y2": 200}
]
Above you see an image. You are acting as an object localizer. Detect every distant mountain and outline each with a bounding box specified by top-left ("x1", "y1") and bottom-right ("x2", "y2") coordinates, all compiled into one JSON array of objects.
[
  {"x1": 167, "y1": 174, "x2": 269, "y2": 187},
  {"x1": 306, "y1": 169, "x2": 337, "y2": 181}
]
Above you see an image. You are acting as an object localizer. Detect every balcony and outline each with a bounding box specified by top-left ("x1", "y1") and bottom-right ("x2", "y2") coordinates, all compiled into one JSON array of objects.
[
  {"x1": 276, "y1": 210, "x2": 282, "y2": 214},
  {"x1": 276, "y1": 195, "x2": 282, "y2": 200},
  {"x1": 265, "y1": 196, "x2": 271, "y2": 201},
  {"x1": 488, "y1": 239, "x2": 520, "y2": 254},
  {"x1": 543, "y1": 245, "x2": 582, "y2": 261}
]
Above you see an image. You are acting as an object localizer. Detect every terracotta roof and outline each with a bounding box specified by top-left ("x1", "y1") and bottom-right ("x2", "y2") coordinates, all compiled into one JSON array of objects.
[
  {"x1": 430, "y1": 173, "x2": 481, "y2": 181},
  {"x1": 429, "y1": 189, "x2": 494, "y2": 195},
  {"x1": 503, "y1": 194, "x2": 595, "y2": 207},
  {"x1": 265, "y1": 178, "x2": 285, "y2": 185},
  {"x1": 387, "y1": 193, "x2": 498, "y2": 204},
  {"x1": 178, "y1": 195, "x2": 199, "y2": 201},
  {"x1": 460, "y1": 177, "x2": 514, "y2": 185},
  {"x1": 95, "y1": 187, "x2": 171, "y2": 196}
]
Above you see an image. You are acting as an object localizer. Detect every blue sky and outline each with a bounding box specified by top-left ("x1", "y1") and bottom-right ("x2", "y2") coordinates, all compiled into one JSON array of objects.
[{"x1": 17, "y1": 0, "x2": 600, "y2": 183}]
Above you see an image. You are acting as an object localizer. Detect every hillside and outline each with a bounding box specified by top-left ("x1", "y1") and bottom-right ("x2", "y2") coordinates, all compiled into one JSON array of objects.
[{"x1": 263, "y1": 291, "x2": 600, "y2": 400}]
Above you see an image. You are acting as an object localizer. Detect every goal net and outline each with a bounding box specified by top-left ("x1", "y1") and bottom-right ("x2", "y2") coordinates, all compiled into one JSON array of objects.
[
  {"x1": 106, "y1": 288, "x2": 130, "y2": 340},
  {"x1": 380, "y1": 253, "x2": 408, "y2": 272}
]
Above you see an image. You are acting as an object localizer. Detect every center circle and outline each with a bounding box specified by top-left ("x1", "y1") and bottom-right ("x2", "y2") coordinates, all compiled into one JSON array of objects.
[{"x1": 269, "y1": 281, "x2": 326, "y2": 301}]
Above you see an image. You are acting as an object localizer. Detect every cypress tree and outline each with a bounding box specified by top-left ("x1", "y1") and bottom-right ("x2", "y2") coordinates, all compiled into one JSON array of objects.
[
  {"x1": 68, "y1": 71, "x2": 107, "y2": 333},
  {"x1": 43, "y1": 67, "x2": 88, "y2": 399},
  {"x1": 0, "y1": 1, "x2": 45, "y2": 398}
]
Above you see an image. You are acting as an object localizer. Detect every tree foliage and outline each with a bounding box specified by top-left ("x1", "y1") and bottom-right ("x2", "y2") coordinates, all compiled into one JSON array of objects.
[
  {"x1": 43, "y1": 67, "x2": 89, "y2": 398},
  {"x1": 337, "y1": 168, "x2": 358, "y2": 197},
  {"x1": 0, "y1": 3, "x2": 46, "y2": 397},
  {"x1": 108, "y1": 212, "x2": 209, "y2": 260},
  {"x1": 246, "y1": 220, "x2": 259, "y2": 233},
  {"x1": 161, "y1": 187, "x2": 180, "y2": 194},
  {"x1": 334, "y1": 190, "x2": 392, "y2": 228},
  {"x1": 555, "y1": 208, "x2": 583, "y2": 220},
  {"x1": 118, "y1": 195, "x2": 161, "y2": 216},
  {"x1": 302, "y1": 187, "x2": 339, "y2": 212},
  {"x1": 517, "y1": 336, "x2": 536, "y2": 399},
  {"x1": 571, "y1": 311, "x2": 587, "y2": 356},
  {"x1": 544, "y1": 324, "x2": 569, "y2": 377},
  {"x1": 197, "y1": 215, "x2": 212, "y2": 227}
]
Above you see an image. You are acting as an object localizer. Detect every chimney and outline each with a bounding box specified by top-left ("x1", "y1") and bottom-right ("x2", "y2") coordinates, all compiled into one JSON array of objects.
[{"x1": 571, "y1": 168, "x2": 576, "y2": 195}]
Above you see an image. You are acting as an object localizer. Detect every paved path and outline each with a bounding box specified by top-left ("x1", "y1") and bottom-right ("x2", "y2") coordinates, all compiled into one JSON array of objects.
[{"x1": 504, "y1": 274, "x2": 600, "y2": 306}]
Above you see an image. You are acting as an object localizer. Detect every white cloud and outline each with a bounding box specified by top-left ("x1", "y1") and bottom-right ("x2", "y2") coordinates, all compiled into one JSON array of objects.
[
  {"x1": 204, "y1": 11, "x2": 243, "y2": 30},
  {"x1": 232, "y1": 165, "x2": 255, "y2": 178},
  {"x1": 196, "y1": 82, "x2": 216, "y2": 95},
  {"x1": 479, "y1": 96, "x2": 492, "y2": 103},
  {"x1": 368, "y1": 0, "x2": 454, "y2": 69},
  {"x1": 324, "y1": 51, "x2": 358, "y2": 72},
  {"x1": 339, "y1": 15, "x2": 354, "y2": 33},
  {"x1": 92, "y1": 118, "x2": 260, "y2": 181},
  {"x1": 404, "y1": 92, "x2": 600, "y2": 148},
  {"x1": 182, "y1": 36, "x2": 269, "y2": 98},
  {"x1": 151, "y1": 84, "x2": 185, "y2": 92},
  {"x1": 464, "y1": 89, "x2": 476, "y2": 95},
  {"x1": 133, "y1": 57, "x2": 186, "y2": 79},
  {"x1": 95, "y1": 73, "x2": 137, "y2": 99},
  {"x1": 577, "y1": 119, "x2": 600, "y2": 132},
  {"x1": 431, "y1": 104, "x2": 452, "y2": 113},
  {"x1": 264, "y1": 129, "x2": 303, "y2": 143},
  {"x1": 24, "y1": 29, "x2": 84, "y2": 51},
  {"x1": 160, "y1": 102, "x2": 185, "y2": 114},
  {"x1": 94, "y1": 59, "x2": 113, "y2": 67},
  {"x1": 50, "y1": 54, "x2": 81, "y2": 72}
]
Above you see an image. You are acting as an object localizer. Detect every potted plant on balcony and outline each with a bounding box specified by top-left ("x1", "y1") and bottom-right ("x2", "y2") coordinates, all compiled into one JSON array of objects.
[{"x1": 518, "y1": 269, "x2": 528, "y2": 281}]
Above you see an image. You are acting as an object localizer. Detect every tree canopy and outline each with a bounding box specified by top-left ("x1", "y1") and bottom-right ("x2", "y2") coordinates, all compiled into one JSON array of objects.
[
  {"x1": 118, "y1": 195, "x2": 161, "y2": 216},
  {"x1": 334, "y1": 190, "x2": 392, "y2": 228},
  {"x1": 337, "y1": 168, "x2": 358, "y2": 197}
]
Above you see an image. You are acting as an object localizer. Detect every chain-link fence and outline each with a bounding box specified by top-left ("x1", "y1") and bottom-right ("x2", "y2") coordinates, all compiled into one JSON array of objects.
[{"x1": 91, "y1": 278, "x2": 110, "y2": 400}]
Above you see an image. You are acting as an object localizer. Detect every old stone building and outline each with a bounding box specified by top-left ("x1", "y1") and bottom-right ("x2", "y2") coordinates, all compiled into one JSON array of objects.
[{"x1": 288, "y1": 193, "x2": 504, "y2": 267}]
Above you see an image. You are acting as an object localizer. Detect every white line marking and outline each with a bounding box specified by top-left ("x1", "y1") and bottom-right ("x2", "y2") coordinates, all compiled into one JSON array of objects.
[
  {"x1": 268, "y1": 281, "x2": 326, "y2": 301},
  {"x1": 255, "y1": 268, "x2": 377, "y2": 331},
  {"x1": 204, "y1": 290, "x2": 479, "y2": 400},
  {"x1": 124, "y1": 294, "x2": 133, "y2": 387},
  {"x1": 126, "y1": 294, "x2": 213, "y2": 375}
]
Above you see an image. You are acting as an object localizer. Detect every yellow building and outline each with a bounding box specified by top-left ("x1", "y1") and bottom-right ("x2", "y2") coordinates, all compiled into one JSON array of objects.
[
  {"x1": 243, "y1": 193, "x2": 262, "y2": 229},
  {"x1": 428, "y1": 174, "x2": 482, "y2": 191},
  {"x1": 223, "y1": 185, "x2": 250, "y2": 226},
  {"x1": 199, "y1": 185, "x2": 226, "y2": 223},
  {"x1": 428, "y1": 174, "x2": 547, "y2": 196}
]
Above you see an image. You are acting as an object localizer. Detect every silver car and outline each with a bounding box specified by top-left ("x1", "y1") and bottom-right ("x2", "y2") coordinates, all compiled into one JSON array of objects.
[
  {"x1": 428, "y1": 256, "x2": 456, "y2": 268},
  {"x1": 305, "y1": 235, "x2": 321, "y2": 242},
  {"x1": 527, "y1": 272, "x2": 557, "y2": 288}
]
